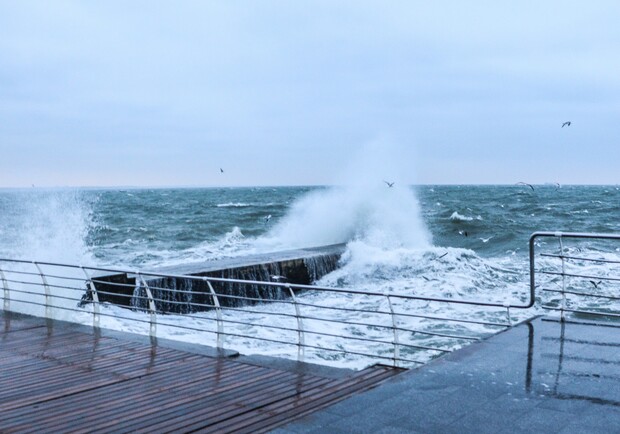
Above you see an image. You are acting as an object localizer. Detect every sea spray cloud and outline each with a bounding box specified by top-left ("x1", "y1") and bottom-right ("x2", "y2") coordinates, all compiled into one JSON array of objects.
[
  {"x1": 10, "y1": 190, "x2": 95, "y2": 264},
  {"x1": 263, "y1": 140, "x2": 431, "y2": 250},
  {"x1": 0, "y1": 189, "x2": 96, "y2": 318}
]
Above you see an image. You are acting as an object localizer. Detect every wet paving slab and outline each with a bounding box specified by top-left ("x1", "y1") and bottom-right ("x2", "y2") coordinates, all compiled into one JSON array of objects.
[{"x1": 275, "y1": 316, "x2": 620, "y2": 433}]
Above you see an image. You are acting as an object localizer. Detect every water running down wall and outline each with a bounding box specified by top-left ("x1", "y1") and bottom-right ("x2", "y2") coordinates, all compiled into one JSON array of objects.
[{"x1": 89, "y1": 244, "x2": 346, "y2": 313}]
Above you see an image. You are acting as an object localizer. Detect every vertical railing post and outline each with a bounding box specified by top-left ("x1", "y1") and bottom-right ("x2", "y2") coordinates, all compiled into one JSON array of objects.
[
  {"x1": 286, "y1": 285, "x2": 305, "y2": 362},
  {"x1": 206, "y1": 279, "x2": 224, "y2": 349},
  {"x1": 558, "y1": 235, "x2": 567, "y2": 322},
  {"x1": 504, "y1": 301, "x2": 512, "y2": 326},
  {"x1": 81, "y1": 267, "x2": 100, "y2": 328},
  {"x1": 137, "y1": 273, "x2": 157, "y2": 337},
  {"x1": 34, "y1": 262, "x2": 52, "y2": 319},
  {"x1": 529, "y1": 234, "x2": 537, "y2": 308},
  {"x1": 386, "y1": 295, "x2": 399, "y2": 367},
  {"x1": 0, "y1": 266, "x2": 9, "y2": 311}
]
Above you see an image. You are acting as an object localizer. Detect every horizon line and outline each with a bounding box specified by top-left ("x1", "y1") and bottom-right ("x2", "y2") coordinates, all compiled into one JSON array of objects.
[{"x1": 1, "y1": 182, "x2": 619, "y2": 191}]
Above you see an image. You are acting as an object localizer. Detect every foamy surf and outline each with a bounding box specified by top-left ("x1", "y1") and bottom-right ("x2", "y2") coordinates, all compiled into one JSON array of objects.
[{"x1": 2, "y1": 183, "x2": 620, "y2": 368}]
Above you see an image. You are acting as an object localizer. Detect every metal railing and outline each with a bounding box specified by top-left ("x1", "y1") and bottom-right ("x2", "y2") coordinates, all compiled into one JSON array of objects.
[
  {"x1": 530, "y1": 231, "x2": 620, "y2": 321},
  {"x1": 0, "y1": 258, "x2": 534, "y2": 368},
  {"x1": 4, "y1": 231, "x2": 616, "y2": 369}
]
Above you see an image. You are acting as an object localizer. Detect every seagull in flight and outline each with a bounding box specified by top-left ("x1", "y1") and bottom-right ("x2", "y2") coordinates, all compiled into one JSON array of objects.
[
  {"x1": 516, "y1": 182, "x2": 535, "y2": 191},
  {"x1": 384, "y1": 181, "x2": 395, "y2": 188},
  {"x1": 264, "y1": 214, "x2": 272, "y2": 223},
  {"x1": 220, "y1": 168, "x2": 224, "y2": 173},
  {"x1": 590, "y1": 280, "x2": 602, "y2": 289},
  {"x1": 562, "y1": 121, "x2": 571, "y2": 128}
]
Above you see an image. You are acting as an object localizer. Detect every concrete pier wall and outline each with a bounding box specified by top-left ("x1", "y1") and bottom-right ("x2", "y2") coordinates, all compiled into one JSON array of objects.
[{"x1": 89, "y1": 244, "x2": 346, "y2": 313}]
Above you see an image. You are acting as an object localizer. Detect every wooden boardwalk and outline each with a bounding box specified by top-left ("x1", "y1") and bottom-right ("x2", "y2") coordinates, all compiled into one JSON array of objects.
[{"x1": 0, "y1": 312, "x2": 403, "y2": 433}]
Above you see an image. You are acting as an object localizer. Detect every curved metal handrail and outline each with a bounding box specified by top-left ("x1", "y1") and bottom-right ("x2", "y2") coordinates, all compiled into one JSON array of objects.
[
  {"x1": 0, "y1": 255, "x2": 530, "y2": 368},
  {"x1": 0, "y1": 257, "x2": 534, "y2": 310},
  {"x1": 530, "y1": 231, "x2": 620, "y2": 321}
]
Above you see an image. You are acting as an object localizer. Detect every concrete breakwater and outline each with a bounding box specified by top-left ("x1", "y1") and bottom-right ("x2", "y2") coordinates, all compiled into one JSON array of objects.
[{"x1": 86, "y1": 244, "x2": 346, "y2": 314}]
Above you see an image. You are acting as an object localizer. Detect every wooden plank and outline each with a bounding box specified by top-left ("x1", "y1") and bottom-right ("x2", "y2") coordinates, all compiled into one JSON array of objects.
[
  {"x1": 119, "y1": 373, "x2": 332, "y2": 434},
  {"x1": 40, "y1": 360, "x2": 260, "y2": 423},
  {"x1": 0, "y1": 314, "x2": 404, "y2": 433},
  {"x1": 0, "y1": 329, "x2": 80, "y2": 350},
  {"x1": 1, "y1": 360, "x2": 224, "y2": 429},
  {"x1": 0, "y1": 315, "x2": 47, "y2": 333},
  {"x1": 4, "y1": 360, "x2": 257, "y2": 433},
  {"x1": 138, "y1": 375, "x2": 333, "y2": 434},
  {"x1": 9, "y1": 365, "x2": 286, "y2": 430},
  {"x1": 186, "y1": 366, "x2": 400, "y2": 433},
  {"x1": 81, "y1": 368, "x2": 309, "y2": 433}
]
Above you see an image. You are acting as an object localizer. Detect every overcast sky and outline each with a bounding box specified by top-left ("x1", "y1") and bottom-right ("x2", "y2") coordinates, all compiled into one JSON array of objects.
[{"x1": 1, "y1": 1, "x2": 619, "y2": 188}]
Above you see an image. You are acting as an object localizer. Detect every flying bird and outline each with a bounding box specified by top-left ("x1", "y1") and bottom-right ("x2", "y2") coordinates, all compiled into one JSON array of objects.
[
  {"x1": 590, "y1": 280, "x2": 602, "y2": 289},
  {"x1": 220, "y1": 168, "x2": 224, "y2": 173},
  {"x1": 516, "y1": 182, "x2": 535, "y2": 191},
  {"x1": 384, "y1": 181, "x2": 395, "y2": 188},
  {"x1": 562, "y1": 121, "x2": 571, "y2": 128},
  {"x1": 264, "y1": 214, "x2": 272, "y2": 223}
]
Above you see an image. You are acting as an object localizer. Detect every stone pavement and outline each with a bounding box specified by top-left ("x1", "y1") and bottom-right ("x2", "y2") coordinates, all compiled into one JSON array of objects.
[{"x1": 274, "y1": 316, "x2": 620, "y2": 433}]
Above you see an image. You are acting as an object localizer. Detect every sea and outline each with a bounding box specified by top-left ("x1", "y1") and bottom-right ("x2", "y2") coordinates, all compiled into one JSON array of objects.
[{"x1": 1, "y1": 184, "x2": 619, "y2": 368}]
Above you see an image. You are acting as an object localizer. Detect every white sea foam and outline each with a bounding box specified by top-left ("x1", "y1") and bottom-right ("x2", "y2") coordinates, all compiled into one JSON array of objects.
[
  {"x1": 259, "y1": 141, "x2": 430, "y2": 251},
  {"x1": 449, "y1": 211, "x2": 481, "y2": 222},
  {"x1": 0, "y1": 190, "x2": 95, "y2": 318},
  {"x1": 258, "y1": 184, "x2": 429, "y2": 250},
  {"x1": 2, "y1": 190, "x2": 94, "y2": 265},
  {"x1": 82, "y1": 245, "x2": 536, "y2": 370},
  {"x1": 150, "y1": 226, "x2": 256, "y2": 268},
  {"x1": 216, "y1": 202, "x2": 251, "y2": 208}
]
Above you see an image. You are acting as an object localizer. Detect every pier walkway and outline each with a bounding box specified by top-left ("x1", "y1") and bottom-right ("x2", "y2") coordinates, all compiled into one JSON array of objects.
[
  {"x1": 276, "y1": 316, "x2": 620, "y2": 433},
  {"x1": 5, "y1": 311, "x2": 620, "y2": 433},
  {"x1": 0, "y1": 311, "x2": 402, "y2": 433}
]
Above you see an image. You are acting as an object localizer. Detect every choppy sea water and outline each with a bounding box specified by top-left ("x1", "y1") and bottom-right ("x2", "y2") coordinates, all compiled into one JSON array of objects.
[{"x1": 1, "y1": 184, "x2": 620, "y2": 368}]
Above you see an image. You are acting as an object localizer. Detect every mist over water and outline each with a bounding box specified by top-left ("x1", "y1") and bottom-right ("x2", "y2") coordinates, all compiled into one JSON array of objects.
[
  {"x1": 260, "y1": 183, "x2": 430, "y2": 250},
  {"x1": 2, "y1": 183, "x2": 620, "y2": 367},
  {"x1": 2, "y1": 185, "x2": 619, "y2": 280},
  {"x1": 0, "y1": 189, "x2": 94, "y2": 264},
  {"x1": 260, "y1": 142, "x2": 430, "y2": 251},
  {"x1": 2, "y1": 145, "x2": 620, "y2": 366}
]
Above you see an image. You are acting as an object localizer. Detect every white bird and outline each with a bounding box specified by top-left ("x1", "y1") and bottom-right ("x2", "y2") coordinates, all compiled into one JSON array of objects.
[{"x1": 264, "y1": 214, "x2": 272, "y2": 223}]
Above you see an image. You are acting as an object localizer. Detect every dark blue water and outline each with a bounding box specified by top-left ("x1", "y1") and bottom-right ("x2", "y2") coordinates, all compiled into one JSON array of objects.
[{"x1": 1, "y1": 185, "x2": 618, "y2": 266}]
